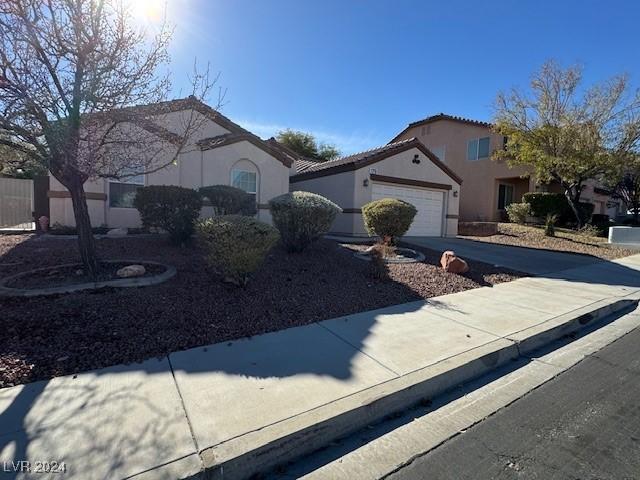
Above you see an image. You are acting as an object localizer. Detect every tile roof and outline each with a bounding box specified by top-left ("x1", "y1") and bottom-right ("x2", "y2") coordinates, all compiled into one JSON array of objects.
[
  {"x1": 100, "y1": 96, "x2": 294, "y2": 167},
  {"x1": 294, "y1": 138, "x2": 417, "y2": 175},
  {"x1": 389, "y1": 113, "x2": 493, "y2": 143},
  {"x1": 291, "y1": 137, "x2": 462, "y2": 184}
]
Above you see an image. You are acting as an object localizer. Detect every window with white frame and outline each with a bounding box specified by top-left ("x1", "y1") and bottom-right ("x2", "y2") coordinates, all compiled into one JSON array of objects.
[
  {"x1": 231, "y1": 169, "x2": 257, "y2": 204},
  {"x1": 467, "y1": 136, "x2": 490, "y2": 161},
  {"x1": 109, "y1": 172, "x2": 144, "y2": 208}
]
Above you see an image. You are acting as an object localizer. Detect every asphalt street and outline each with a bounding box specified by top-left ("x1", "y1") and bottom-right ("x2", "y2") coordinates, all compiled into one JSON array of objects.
[{"x1": 388, "y1": 327, "x2": 640, "y2": 480}]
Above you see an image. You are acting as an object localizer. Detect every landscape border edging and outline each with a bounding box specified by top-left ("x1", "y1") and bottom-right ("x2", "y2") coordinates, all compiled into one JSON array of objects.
[{"x1": 0, "y1": 260, "x2": 177, "y2": 297}]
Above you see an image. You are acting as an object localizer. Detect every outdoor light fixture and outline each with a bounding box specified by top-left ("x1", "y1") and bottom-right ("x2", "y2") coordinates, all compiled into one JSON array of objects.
[
  {"x1": 412, "y1": 154, "x2": 421, "y2": 164},
  {"x1": 363, "y1": 178, "x2": 369, "y2": 187},
  {"x1": 453, "y1": 190, "x2": 459, "y2": 197}
]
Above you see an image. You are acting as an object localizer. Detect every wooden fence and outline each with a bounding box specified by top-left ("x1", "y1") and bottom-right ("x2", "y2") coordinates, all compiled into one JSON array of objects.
[{"x1": 0, "y1": 177, "x2": 34, "y2": 228}]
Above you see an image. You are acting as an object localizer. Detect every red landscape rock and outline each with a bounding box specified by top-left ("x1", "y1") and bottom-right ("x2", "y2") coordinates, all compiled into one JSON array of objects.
[{"x1": 440, "y1": 250, "x2": 470, "y2": 274}]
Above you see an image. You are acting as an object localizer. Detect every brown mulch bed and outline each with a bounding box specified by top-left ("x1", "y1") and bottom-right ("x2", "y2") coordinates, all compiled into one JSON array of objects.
[
  {"x1": 461, "y1": 223, "x2": 636, "y2": 260},
  {"x1": 0, "y1": 234, "x2": 524, "y2": 388}
]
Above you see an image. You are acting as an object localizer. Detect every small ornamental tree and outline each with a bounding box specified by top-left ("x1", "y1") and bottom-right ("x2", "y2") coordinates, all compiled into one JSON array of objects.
[
  {"x1": 494, "y1": 60, "x2": 640, "y2": 228},
  {"x1": 362, "y1": 198, "x2": 417, "y2": 244},
  {"x1": 134, "y1": 186, "x2": 203, "y2": 244}
]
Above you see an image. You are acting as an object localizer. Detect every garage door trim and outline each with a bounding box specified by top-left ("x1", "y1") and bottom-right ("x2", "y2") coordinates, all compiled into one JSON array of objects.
[
  {"x1": 370, "y1": 173, "x2": 452, "y2": 191},
  {"x1": 371, "y1": 182, "x2": 446, "y2": 237}
]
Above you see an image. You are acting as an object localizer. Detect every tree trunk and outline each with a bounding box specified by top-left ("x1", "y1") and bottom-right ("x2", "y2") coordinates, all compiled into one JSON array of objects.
[
  {"x1": 68, "y1": 180, "x2": 99, "y2": 278},
  {"x1": 564, "y1": 187, "x2": 583, "y2": 229}
]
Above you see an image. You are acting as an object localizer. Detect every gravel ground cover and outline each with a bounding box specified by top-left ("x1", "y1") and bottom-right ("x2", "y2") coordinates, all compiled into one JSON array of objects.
[
  {"x1": 5, "y1": 261, "x2": 166, "y2": 289},
  {"x1": 0, "y1": 234, "x2": 524, "y2": 387},
  {"x1": 461, "y1": 223, "x2": 636, "y2": 260}
]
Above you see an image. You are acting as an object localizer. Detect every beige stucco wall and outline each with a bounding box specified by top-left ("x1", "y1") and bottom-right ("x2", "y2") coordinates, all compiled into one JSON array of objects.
[
  {"x1": 291, "y1": 146, "x2": 460, "y2": 236},
  {"x1": 396, "y1": 120, "x2": 530, "y2": 222},
  {"x1": 48, "y1": 111, "x2": 290, "y2": 228},
  {"x1": 289, "y1": 170, "x2": 358, "y2": 235}
]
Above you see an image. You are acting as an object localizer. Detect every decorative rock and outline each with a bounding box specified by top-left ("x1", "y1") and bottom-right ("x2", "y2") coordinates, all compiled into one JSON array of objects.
[
  {"x1": 116, "y1": 264, "x2": 146, "y2": 278},
  {"x1": 440, "y1": 250, "x2": 469, "y2": 274},
  {"x1": 107, "y1": 227, "x2": 128, "y2": 237}
]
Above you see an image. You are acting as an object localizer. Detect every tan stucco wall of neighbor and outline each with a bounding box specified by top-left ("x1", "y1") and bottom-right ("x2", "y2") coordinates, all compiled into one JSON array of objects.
[
  {"x1": 395, "y1": 120, "x2": 530, "y2": 222},
  {"x1": 48, "y1": 112, "x2": 290, "y2": 228},
  {"x1": 291, "y1": 146, "x2": 461, "y2": 237}
]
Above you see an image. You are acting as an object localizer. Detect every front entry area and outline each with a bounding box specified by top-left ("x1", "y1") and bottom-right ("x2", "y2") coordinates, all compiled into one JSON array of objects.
[{"x1": 372, "y1": 183, "x2": 445, "y2": 236}]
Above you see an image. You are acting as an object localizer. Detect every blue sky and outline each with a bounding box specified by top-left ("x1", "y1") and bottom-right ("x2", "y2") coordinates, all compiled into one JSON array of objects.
[{"x1": 160, "y1": 0, "x2": 639, "y2": 154}]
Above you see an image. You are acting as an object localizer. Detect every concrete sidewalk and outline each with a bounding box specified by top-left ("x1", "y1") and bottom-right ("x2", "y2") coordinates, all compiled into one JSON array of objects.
[{"x1": 1, "y1": 255, "x2": 640, "y2": 480}]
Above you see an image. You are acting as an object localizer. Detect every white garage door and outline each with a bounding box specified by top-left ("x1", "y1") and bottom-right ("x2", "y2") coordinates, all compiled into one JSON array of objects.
[{"x1": 371, "y1": 183, "x2": 444, "y2": 237}]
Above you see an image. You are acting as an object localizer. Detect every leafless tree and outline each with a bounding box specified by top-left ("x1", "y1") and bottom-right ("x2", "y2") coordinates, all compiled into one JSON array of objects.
[{"x1": 0, "y1": 0, "x2": 219, "y2": 277}]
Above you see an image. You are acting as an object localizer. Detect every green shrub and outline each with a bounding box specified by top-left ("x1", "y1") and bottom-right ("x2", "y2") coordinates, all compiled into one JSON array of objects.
[
  {"x1": 199, "y1": 185, "x2": 256, "y2": 216},
  {"x1": 577, "y1": 202, "x2": 595, "y2": 225},
  {"x1": 269, "y1": 191, "x2": 342, "y2": 252},
  {"x1": 49, "y1": 223, "x2": 111, "y2": 235},
  {"x1": 196, "y1": 215, "x2": 279, "y2": 286},
  {"x1": 505, "y1": 202, "x2": 530, "y2": 224},
  {"x1": 134, "y1": 185, "x2": 202, "y2": 244},
  {"x1": 544, "y1": 214, "x2": 558, "y2": 237},
  {"x1": 591, "y1": 214, "x2": 611, "y2": 237},
  {"x1": 362, "y1": 198, "x2": 417, "y2": 244},
  {"x1": 522, "y1": 192, "x2": 571, "y2": 219},
  {"x1": 577, "y1": 224, "x2": 602, "y2": 238}
]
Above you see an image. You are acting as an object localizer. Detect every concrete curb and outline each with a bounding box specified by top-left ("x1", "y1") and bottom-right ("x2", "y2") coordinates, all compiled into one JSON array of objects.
[
  {"x1": 0, "y1": 260, "x2": 177, "y2": 297},
  {"x1": 188, "y1": 296, "x2": 639, "y2": 480}
]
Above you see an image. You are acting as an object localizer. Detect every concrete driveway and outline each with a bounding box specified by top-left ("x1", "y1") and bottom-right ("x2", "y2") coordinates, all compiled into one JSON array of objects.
[{"x1": 403, "y1": 237, "x2": 603, "y2": 275}]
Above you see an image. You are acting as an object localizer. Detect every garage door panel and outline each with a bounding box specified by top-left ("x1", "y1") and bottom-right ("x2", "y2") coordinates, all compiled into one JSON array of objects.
[{"x1": 371, "y1": 183, "x2": 444, "y2": 237}]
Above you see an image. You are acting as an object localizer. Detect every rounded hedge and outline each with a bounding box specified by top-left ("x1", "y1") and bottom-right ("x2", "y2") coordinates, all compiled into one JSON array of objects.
[
  {"x1": 362, "y1": 198, "x2": 417, "y2": 243},
  {"x1": 199, "y1": 185, "x2": 256, "y2": 216},
  {"x1": 196, "y1": 215, "x2": 279, "y2": 286},
  {"x1": 134, "y1": 185, "x2": 202, "y2": 244},
  {"x1": 269, "y1": 191, "x2": 342, "y2": 252},
  {"x1": 505, "y1": 202, "x2": 530, "y2": 224}
]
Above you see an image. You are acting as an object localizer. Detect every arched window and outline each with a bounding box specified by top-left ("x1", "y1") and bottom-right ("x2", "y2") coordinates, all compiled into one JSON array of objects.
[{"x1": 230, "y1": 160, "x2": 259, "y2": 205}]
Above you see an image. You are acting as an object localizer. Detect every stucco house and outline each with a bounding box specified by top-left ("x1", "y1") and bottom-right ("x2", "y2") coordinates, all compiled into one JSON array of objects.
[
  {"x1": 390, "y1": 113, "x2": 621, "y2": 221},
  {"x1": 289, "y1": 137, "x2": 462, "y2": 237},
  {"x1": 48, "y1": 98, "x2": 295, "y2": 228}
]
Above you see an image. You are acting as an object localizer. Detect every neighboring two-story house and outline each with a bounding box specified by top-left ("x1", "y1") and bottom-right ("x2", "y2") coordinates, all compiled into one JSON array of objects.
[{"x1": 390, "y1": 113, "x2": 621, "y2": 222}]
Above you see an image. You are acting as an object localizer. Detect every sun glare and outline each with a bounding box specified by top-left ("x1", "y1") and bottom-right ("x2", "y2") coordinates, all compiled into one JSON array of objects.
[{"x1": 126, "y1": 0, "x2": 167, "y2": 24}]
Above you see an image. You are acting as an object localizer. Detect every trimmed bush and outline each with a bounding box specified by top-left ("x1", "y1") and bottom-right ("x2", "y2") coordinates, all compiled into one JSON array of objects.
[
  {"x1": 134, "y1": 185, "x2": 202, "y2": 244},
  {"x1": 591, "y1": 213, "x2": 610, "y2": 237},
  {"x1": 522, "y1": 192, "x2": 571, "y2": 219},
  {"x1": 362, "y1": 198, "x2": 417, "y2": 244},
  {"x1": 523, "y1": 192, "x2": 595, "y2": 226},
  {"x1": 505, "y1": 202, "x2": 530, "y2": 224},
  {"x1": 196, "y1": 215, "x2": 279, "y2": 286},
  {"x1": 269, "y1": 191, "x2": 342, "y2": 252},
  {"x1": 199, "y1": 185, "x2": 256, "y2": 216},
  {"x1": 577, "y1": 202, "x2": 595, "y2": 225},
  {"x1": 577, "y1": 223, "x2": 601, "y2": 238}
]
